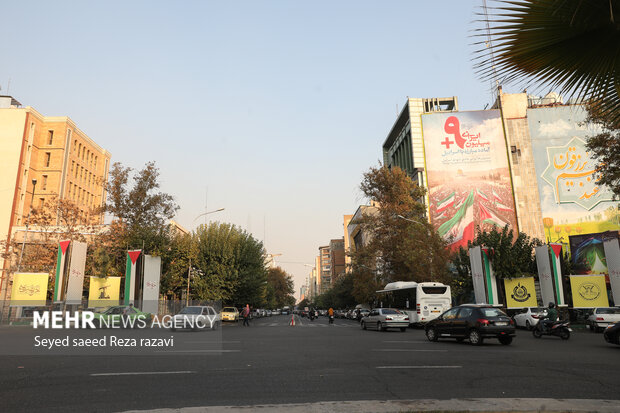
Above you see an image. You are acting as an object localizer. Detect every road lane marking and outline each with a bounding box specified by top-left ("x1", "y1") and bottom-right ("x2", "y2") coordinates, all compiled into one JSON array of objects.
[
  {"x1": 155, "y1": 350, "x2": 241, "y2": 353},
  {"x1": 373, "y1": 349, "x2": 447, "y2": 352},
  {"x1": 376, "y1": 365, "x2": 462, "y2": 369},
  {"x1": 90, "y1": 371, "x2": 196, "y2": 376}
]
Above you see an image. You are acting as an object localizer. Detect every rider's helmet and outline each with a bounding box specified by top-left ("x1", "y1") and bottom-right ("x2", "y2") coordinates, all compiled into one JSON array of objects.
[{"x1": 548, "y1": 302, "x2": 555, "y2": 308}]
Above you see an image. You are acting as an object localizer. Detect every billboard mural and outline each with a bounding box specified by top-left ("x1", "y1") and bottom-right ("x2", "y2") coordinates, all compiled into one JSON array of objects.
[
  {"x1": 421, "y1": 110, "x2": 518, "y2": 250},
  {"x1": 569, "y1": 231, "x2": 619, "y2": 275},
  {"x1": 528, "y1": 106, "x2": 620, "y2": 246}
]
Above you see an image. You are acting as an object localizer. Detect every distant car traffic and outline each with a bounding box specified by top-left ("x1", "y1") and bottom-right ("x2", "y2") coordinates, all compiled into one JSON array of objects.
[
  {"x1": 221, "y1": 307, "x2": 239, "y2": 322},
  {"x1": 603, "y1": 322, "x2": 620, "y2": 345},
  {"x1": 512, "y1": 307, "x2": 547, "y2": 330},
  {"x1": 360, "y1": 308, "x2": 409, "y2": 332},
  {"x1": 425, "y1": 304, "x2": 515, "y2": 345},
  {"x1": 170, "y1": 305, "x2": 220, "y2": 331},
  {"x1": 587, "y1": 308, "x2": 620, "y2": 333}
]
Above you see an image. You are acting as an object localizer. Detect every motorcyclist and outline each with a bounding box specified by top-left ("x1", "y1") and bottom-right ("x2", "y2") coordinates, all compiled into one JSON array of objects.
[
  {"x1": 540, "y1": 302, "x2": 558, "y2": 331},
  {"x1": 328, "y1": 307, "x2": 334, "y2": 324}
]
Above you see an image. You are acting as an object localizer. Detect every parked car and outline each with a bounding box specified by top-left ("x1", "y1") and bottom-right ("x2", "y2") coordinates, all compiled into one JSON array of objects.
[
  {"x1": 359, "y1": 309, "x2": 370, "y2": 321},
  {"x1": 221, "y1": 307, "x2": 239, "y2": 322},
  {"x1": 587, "y1": 308, "x2": 620, "y2": 333},
  {"x1": 360, "y1": 308, "x2": 409, "y2": 332},
  {"x1": 603, "y1": 322, "x2": 620, "y2": 345},
  {"x1": 92, "y1": 305, "x2": 152, "y2": 328},
  {"x1": 425, "y1": 304, "x2": 515, "y2": 345},
  {"x1": 513, "y1": 307, "x2": 547, "y2": 330},
  {"x1": 170, "y1": 306, "x2": 220, "y2": 331}
]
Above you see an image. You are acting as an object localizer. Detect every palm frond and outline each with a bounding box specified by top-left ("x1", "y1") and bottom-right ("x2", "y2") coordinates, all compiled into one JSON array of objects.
[{"x1": 474, "y1": 0, "x2": 620, "y2": 125}]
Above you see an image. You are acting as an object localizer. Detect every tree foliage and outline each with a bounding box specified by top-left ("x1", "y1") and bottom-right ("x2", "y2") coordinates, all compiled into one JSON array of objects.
[
  {"x1": 585, "y1": 104, "x2": 620, "y2": 198},
  {"x1": 449, "y1": 226, "x2": 543, "y2": 303},
  {"x1": 349, "y1": 165, "x2": 451, "y2": 305},
  {"x1": 265, "y1": 267, "x2": 296, "y2": 308},
  {"x1": 314, "y1": 273, "x2": 356, "y2": 309},
  {"x1": 475, "y1": 0, "x2": 620, "y2": 126}
]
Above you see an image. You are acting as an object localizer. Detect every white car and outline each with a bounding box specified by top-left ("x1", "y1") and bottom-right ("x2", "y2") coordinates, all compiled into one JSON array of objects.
[
  {"x1": 170, "y1": 306, "x2": 220, "y2": 331},
  {"x1": 361, "y1": 308, "x2": 410, "y2": 331},
  {"x1": 512, "y1": 307, "x2": 547, "y2": 330},
  {"x1": 587, "y1": 308, "x2": 620, "y2": 332}
]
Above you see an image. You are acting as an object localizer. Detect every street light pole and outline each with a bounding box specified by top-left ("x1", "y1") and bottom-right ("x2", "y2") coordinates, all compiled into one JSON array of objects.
[
  {"x1": 17, "y1": 179, "x2": 37, "y2": 272},
  {"x1": 193, "y1": 208, "x2": 225, "y2": 224}
]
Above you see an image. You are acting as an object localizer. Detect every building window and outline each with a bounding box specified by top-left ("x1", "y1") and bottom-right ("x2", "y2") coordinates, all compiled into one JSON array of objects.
[
  {"x1": 39, "y1": 198, "x2": 45, "y2": 208},
  {"x1": 42, "y1": 175, "x2": 48, "y2": 190},
  {"x1": 48, "y1": 130, "x2": 54, "y2": 145},
  {"x1": 45, "y1": 152, "x2": 51, "y2": 167}
]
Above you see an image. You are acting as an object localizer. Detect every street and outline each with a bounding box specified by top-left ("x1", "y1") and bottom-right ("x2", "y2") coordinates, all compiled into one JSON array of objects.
[{"x1": 0, "y1": 315, "x2": 619, "y2": 412}]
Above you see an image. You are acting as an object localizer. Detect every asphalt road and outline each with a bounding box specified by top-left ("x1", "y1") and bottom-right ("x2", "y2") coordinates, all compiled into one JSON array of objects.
[{"x1": 0, "y1": 315, "x2": 618, "y2": 412}]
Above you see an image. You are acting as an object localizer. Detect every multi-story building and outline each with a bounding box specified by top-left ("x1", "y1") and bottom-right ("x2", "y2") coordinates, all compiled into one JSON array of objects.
[
  {"x1": 0, "y1": 95, "x2": 111, "y2": 290},
  {"x1": 329, "y1": 238, "x2": 345, "y2": 280},
  {"x1": 343, "y1": 214, "x2": 353, "y2": 272},
  {"x1": 379, "y1": 91, "x2": 619, "y2": 255},
  {"x1": 319, "y1": 246, "x2": 331, "y2": 293}
]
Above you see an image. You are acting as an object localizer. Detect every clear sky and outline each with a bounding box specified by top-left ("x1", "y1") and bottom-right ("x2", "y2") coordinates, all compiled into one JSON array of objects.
[{"x1": 2, "y1": 0, "x2": 511, "y2": 298}]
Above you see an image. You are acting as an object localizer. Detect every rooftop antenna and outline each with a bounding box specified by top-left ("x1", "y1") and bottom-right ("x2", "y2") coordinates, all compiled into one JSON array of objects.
[{"x1": 6, "y1": 78, "x2": 11, "y2": 95}]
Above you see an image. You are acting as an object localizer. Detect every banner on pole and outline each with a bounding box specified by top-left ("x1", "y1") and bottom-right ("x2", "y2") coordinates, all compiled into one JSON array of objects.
[
  {"x1": 65, "y1": 241, "x2": 87, "y2": 305},
  {"x1": 11, "y1": 273, "x2": 49, "y2": 306},
  {"x1": 603, "y1": 239, "x2": 620, "y2": 306},
  {"x1": 469, "y1": 246, "x2": 486, "y2": 304},
  {"x1": 481, "y1": 247, "x2": 501, "y2": 305},
  {"x1": 504, "y1": 277, "x2": 538, "y2": 308},
  {"x1": 141, "y1": 255, "x2": 161, "y2": 314},
  {"x1": 549, "y1": 243, "x2": 566, "y2": 306},
  {"x1": 88, "y1": 277, "x2": 121, "y2": 308},
  {"x1": 569, "y1": 275, "x2": 609, "y2": 308},
  {"x1": 53, "y1": 240, "x2": 71, "y2": 302},
  {"x1": 536, "y1": 245, "x2": 557, "y2": 306},
  {"x1": 124, "y1": 250, "x2": 141, "y2": 305}
]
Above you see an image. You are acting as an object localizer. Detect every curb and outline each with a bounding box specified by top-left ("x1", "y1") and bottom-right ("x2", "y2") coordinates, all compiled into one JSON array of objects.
[{"x1": 121, "y1": 398, "x2": 620, "y2": 413}]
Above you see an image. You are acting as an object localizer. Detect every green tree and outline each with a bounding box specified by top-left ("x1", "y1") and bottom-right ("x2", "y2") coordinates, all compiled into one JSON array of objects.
[
  {"x1": 350, "y1": 165, "x2": 451, "y2": 304},
  {"x1": 266, "y1": 267, "x2": 295, "y2": 308},
  {"x1": 585, "y1": 105, "x2": 620, "y2": 198},
  {"x1": 476, "y1": 0, "x2": 620, "y2": 125},
  {"x1": 450, "y1": 226, "x2": 543, "y2": 302},
  {"x1": 315, "y1": 274, "x2": 356, "y2": 309}
]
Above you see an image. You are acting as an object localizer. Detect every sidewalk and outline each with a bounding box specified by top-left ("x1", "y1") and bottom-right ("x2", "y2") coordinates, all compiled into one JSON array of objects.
[{"x1": 122, "y1": 398, "x2": 620, "y2": 413}]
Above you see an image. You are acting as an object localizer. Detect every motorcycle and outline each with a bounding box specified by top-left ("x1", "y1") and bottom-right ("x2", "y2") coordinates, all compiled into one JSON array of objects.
[
  {"x1": 328, "y1": 315, "x2": 334, "y2": 324},
  {"x1": 532, "y1": 320, "x2": 571, "y2": 340},
  {"x1": 309, "y1": 312, "x2": 315, "y2": 321}
]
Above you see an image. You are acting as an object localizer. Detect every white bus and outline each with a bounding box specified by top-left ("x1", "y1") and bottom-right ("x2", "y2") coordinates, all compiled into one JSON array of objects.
[{"x1": 376, "y1": 281, "x2": 452, "y2": 325}]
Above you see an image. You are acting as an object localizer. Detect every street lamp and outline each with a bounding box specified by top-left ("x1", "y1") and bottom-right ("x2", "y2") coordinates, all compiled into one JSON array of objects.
[
  {"x1": 186, "y1": 208, "x2": 225, "y2": 305},
  {"x1": 193, "y1": 208, "x2": 225, "y2": 223},
  {"x1": 17, "y1": 178, "x2": 37, "y2": 271}
]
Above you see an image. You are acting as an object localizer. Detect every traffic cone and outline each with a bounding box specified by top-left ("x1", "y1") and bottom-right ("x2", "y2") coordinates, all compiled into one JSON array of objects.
[{"x1": 290, "y1": 314, "x2": 295, "y2": 326}]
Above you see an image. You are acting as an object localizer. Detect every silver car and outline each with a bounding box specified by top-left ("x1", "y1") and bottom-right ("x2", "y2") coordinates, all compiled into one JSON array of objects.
[{"x1": 361, "y1": 308, "x2": 409, "y2": 332}]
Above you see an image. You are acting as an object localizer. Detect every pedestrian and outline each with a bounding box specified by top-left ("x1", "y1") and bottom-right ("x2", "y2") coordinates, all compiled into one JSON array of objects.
[{"x1": 243, "y1": 304, "x2": 250, "y2": 326}]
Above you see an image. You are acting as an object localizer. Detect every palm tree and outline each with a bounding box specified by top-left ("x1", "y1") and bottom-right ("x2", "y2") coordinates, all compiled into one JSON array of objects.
[{"x1": 475, "y1": 0, "x2": 620, "y2": 126}]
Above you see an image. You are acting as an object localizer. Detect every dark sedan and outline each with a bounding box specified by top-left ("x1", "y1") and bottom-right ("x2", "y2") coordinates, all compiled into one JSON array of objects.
[
  {"x1": 603, "y1": 322, "x2": 620, "y2": 345},
  {"x1": 425, "y1": 304, "x2": 516, "y2": 345}
]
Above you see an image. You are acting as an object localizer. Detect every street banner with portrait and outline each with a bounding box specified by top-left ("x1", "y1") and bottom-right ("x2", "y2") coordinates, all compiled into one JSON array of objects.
[
  {"x1": 504, "y1": 276, "x2": 538, "y2": 308},
  {"x1": 604, "y1": 239, "x2": 620, "y2": 305},
  {"x1": 569, "y1": 275, "x2": 609, "y2": 308},
  {"x1": 10, "y1": 273, "x2": 49, "y2": 306},
  {"x1": 88, "y1": 277, "x2": 121, "y2": 308},
  {"x1": 421, "y1": 110, "x2": 518, "y2": 251}
]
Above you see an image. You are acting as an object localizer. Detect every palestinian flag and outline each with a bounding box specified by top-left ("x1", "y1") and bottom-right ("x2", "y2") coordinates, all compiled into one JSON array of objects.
[
  {"x1": 492, "y1": 188, "x2": 502, "y2": 203},
  {"x1": 479, "y1": 203, "x2": 508, "y2": 228},
  {"x1": 476, "y1": 189, "x2": 489, "y2": 201},
  {"x1": 53, "y1": 240, "x2": 71, "y2": 302},
  {"x1": 495, "y1": 200, "x2": 513, "y2": 212},
  {"x1": 435, "y1": 192, "x2": 455, "y2": 213},
  {"x1": 438, "y1": 190, "x2": 475, "y2": 250},
  {"x1": 124, "y1": 250, "x2": 142, "y2": 305}
]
